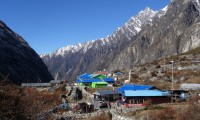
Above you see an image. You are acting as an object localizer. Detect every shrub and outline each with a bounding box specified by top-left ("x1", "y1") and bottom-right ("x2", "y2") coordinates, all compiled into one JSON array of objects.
[
  {"x1": 151, "y1": 71, "x2": 157, "y2": 77},
  {"x1": 61, "y1": 84, "x2": 66, "y2": 91},
  {"x1": 181, "y1": 100, "x2": 200, "y2": 120},
  {"x1": 107, "y1": 111, "x2": 112, "y2": 119},
  {"x1": 155, "y1": 64, "x2": 161, "y2": 68},
  {"x1": 132, "y1": 74, "x2": 139, "y2": 78},
  {"x1": 143, "y1": 99, "x2": 152, "y2": 108},
  {"x1": 144, "y1": 107, "x2": 176, "y2": 120}
]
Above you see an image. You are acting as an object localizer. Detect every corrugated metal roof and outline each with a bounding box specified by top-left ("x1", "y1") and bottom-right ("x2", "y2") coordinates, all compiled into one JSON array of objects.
[
  {"x1": 118, "y1": 84, "x2": 155, "y2": 93},
  {"x1": 21, "y1": 83, "x2": 50, "y2": 87},
  {"x1": 124, "y1": 90, "x2": 170, "y2": 97},
  {"x1": 50, "y1": 80, "x2": 62, "y2": 84},
  {"x1": 180, "y1": 83, "x2": 200, "y2": 90},
  {"x1": 94, "y1": 90, "x2": 120, "y2": 95}
]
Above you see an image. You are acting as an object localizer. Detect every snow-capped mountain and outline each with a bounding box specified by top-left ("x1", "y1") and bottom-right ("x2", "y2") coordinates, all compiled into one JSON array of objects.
[
  {"x1": 42, "y1": 0, "x2": 200, "y2": 81},
  {"x1": 41, "y1": 7, "x2": 160, "y2": 80},
  {"x1": 41, "y1": 6, "x2": 169, "y2": 80},
  {"x1": 42, "y1": 7, "x2": 158, "y2": 58}
]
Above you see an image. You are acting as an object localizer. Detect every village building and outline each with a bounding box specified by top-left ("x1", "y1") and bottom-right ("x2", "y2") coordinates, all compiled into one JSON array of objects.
[
  {"x1": 180, "y1": 83, "x2": 200, "y2": 91},
  {"x1": 117, "y1": 84, "x2": 170, "y2": 107},
  {"x1": 76, "y1": 73, "x2": 115, "y2": 88},
  {"x1": 123, "y1": 90, "x2": 170, "y2": 107},
  {"x1": 179, "y1": 83, "x2": 200, "y2": 99},
  {"x1": 93, "y1": 90, "x2": 121, "y2": 101},
  {"x1": 93, "y1": 90, "x2": 121, "y2": 110}
]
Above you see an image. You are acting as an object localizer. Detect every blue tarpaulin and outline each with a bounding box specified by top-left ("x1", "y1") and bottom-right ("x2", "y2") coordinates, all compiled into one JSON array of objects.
[
  {"x1": 117, "y1": 84, "x2": 157, "y2": 93},
  {"x1": 115, "y1": 72, "x2": 122, "y2": 76},
  {"x1": 102, "y1": 78, "x2": 115, "y2": 83}
]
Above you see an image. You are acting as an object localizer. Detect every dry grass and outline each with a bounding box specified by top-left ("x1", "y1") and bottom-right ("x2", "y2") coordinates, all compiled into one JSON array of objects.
[
  {"x1": 0, "y1": 80, "x2": 64, "y2": 119},
  {"x1": 129, "y1": 96, "x2": 200, "y2": 120},
  {"x1": 143, "y1": 107, "x2": 178, "y2": 120},
  {"x1": 23, "y1": 87, "x2": 61, "y2": 110}
]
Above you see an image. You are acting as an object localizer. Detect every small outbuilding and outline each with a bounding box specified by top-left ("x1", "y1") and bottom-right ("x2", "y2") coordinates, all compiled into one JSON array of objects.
[
  {"x1": 21, "y1": 83, "x2": 50, "y2": 88},
  {"x1": 123, "y1": 90, "x2": 170, "y2": 107},
  {"x1": 93, "y1": 90, "x2": 121, "y2": 101},
  {"x1": 180, "y1": 83, "x2": 200, "y2": 91}
]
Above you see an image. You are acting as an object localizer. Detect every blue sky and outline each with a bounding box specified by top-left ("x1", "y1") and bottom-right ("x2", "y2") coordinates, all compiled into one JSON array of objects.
[{"x1": 0, "y1": 0, "x2": 170, "y2": 54}]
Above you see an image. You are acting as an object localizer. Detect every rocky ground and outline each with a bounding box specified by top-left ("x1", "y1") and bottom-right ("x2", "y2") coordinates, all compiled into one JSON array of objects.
[{"x1": 117, "y1": 53, "x2": 200, "y2": 90}]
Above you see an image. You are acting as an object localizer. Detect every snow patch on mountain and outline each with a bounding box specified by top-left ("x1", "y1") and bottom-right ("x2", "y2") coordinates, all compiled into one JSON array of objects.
[
  {"x1": 195, "y1": 0, "x2": 200, "y2": 5},
  {"x1": 153, "y1": 5, "x2": 168, "y2": 19},
  {"x1": 162, "y1": 5, "x2": 168, "y2": 12}
]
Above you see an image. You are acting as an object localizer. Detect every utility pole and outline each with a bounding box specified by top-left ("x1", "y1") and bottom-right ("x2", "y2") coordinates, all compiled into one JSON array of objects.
[
  {"x1": 170, "y1": 59, "x2": 174, "y2": 103},
  {"x1": 164, "y1": 57, "x2": 166, "y2": 72},
  {"x1": 128, "y1": 70, "x2": 131, "y2": 83}
]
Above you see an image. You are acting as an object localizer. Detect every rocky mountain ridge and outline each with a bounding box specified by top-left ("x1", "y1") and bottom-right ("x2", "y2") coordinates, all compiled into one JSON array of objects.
[
  {"x1": 109, "y1": 0, "x2": 200, "y2": 70},
  {"x1": 0, "y1": 20, "x2": 53, "y2": 84}
]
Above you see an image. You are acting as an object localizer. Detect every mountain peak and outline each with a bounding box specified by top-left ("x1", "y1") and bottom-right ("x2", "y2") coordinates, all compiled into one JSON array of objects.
[
  {"x1": 144, "y1": 7, "x2": 151, "y2": 11},
  {"x1": 139, "y1": 7, "x2": 156, "y2": 15}
]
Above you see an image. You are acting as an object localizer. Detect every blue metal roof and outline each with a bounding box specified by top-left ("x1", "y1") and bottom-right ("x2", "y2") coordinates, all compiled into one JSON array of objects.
[
  {"x1": 117, "y1": 84, "x2": 155, "y2": 93},
  {"x1": 76, "y1": 73, "x2": 115, "y2": 83},
  {"x1": 124, "y1": 90, "x2": 170, "y2": 97},
  {"x1": 76, "y1": 78, "x2": 103, "y2": 83},
  {"x1": 103, "y1": 78, "x2": 115, "y2": 83},
  {"x1": 78, "y1": 73, "x2": 93, "y2": 79}
]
